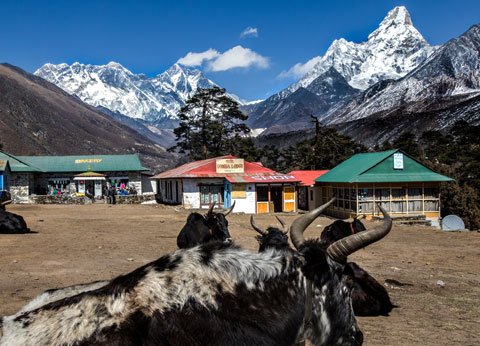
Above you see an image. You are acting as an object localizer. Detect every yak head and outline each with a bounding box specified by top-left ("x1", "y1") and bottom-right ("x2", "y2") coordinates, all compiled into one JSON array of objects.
[
  {"x1": 250, "y1": 215, "x2": 290, "y2": 252},
  {"x1": 321, "y1": 215, "x2": 367, "y2": 244},
  {"x1": 204, "y1": 201, "x2": 235, "y2": 243},
  {"x1": 289, "y1": 199, "x2": 392, "y2": 345}
]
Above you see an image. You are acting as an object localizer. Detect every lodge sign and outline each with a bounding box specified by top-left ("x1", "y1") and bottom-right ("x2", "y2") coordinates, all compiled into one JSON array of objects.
[{"x1": 216, "y1": 159, "x2": 245, "y2": 174}]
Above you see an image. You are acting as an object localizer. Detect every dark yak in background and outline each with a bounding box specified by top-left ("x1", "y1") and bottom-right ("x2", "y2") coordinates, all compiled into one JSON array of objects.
[
  {"x1": 176, "y1": 201, "x2": 235, "y2": 249},
  {"x1": 0, "y1": 192, "x2": 30, "y2": 234}
]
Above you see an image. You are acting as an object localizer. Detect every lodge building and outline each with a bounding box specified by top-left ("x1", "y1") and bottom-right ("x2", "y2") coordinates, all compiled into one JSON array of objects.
[
  {"x1": 314, "y1": 149, "x2": 453, "y2": 226},
  {"x1": 0, "y1": 151, "x2": 153, "y2": 202},
  {"x1": 152, "y1": 156, "x2": 300, "y2": 213}
]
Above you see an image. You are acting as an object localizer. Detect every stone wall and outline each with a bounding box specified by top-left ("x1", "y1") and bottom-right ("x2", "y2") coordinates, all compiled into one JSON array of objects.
[
  {"x1": 31, "y1": 195, "x2": 86, "y2": 204},
  {"x1": 116, "y1": 194, "x2": 156, "y2": 204},
  {"x1": 30, "y1": 194, "x2": 155, "y2": 205},
  {"x1": 10, "y1": 173, "x2": 33, "y2": 203}
]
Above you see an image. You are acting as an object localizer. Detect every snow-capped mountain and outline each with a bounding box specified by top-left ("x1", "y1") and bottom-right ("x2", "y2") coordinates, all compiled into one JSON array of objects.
[
  {"x1": 290, "y1": 6, "x2": 435, "y2": 93},
  {"x1": 246, "y1": 6, "x2": 436, "y2": 128},
  {"x1": 325, "y1": 23, "x2": 480, "y2": 125},
  {"x1": 35, "y1": 62, "x2": 219, "y2": 127}
]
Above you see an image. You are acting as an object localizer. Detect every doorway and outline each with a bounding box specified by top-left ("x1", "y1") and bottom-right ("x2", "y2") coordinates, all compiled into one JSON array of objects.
[{"x1": 270, "y1": 186, "x2": 283, "y2": 212}]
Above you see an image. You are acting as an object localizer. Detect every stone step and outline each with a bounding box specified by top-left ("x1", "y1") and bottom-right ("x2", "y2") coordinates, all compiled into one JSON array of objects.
[
  {"x1": 373, "y1": 214, "x2": 427, "y2": 221},
  {"x1": 394, "y1": 219, "x2": 432, "y2": 226}
]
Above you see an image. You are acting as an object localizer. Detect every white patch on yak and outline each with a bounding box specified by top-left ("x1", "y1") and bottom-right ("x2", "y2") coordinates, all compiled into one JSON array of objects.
[{"x1": 18, "y1": 281, "x2": 109, "y2": 313}]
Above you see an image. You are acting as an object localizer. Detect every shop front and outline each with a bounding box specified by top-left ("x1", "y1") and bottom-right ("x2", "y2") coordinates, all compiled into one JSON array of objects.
[
  {"x1": 74, "y1": 172, "x2": 106, "y2": 197},
  {"x1": 153, "y1": 156, "x2": 300, "y2": 214}
]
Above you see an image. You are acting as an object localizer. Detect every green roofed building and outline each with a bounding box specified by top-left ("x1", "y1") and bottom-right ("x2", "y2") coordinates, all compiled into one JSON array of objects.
[
  {"x1": 0, "y1": 151, "x2": 152, "y2": 202},
  {"x1": 314, "y1": 149, "x2": 453, "y2": 226}
]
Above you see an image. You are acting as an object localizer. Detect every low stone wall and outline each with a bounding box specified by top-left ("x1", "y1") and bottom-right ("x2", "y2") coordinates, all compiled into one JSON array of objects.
[
  {"x1": 31, "y1": 195, "x2": 87, "y2": 204},
  {"x1": 27, "y1": 194, "x2": 156, "y2": 205},
  {"x1": 116, "y1": 194, "x2": 156, "y2": 204}
]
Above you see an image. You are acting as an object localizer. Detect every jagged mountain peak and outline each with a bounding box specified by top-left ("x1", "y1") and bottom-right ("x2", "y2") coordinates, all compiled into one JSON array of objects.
[{"x1": 377, "y1": 6, "x2": 413, "y2": 28}]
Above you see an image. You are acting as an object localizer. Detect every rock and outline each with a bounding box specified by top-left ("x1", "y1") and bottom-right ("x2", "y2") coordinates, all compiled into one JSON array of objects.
[
  {"x1": 127, "y1": 258, "x2": 134, "y2": 262},
  {"x1": 436, "y1": 280, "x2": 445, "y2": 288}
]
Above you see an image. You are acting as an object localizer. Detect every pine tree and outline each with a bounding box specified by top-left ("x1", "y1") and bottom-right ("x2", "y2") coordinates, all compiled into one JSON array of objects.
[{"x1": 169, "y1": 87, "x2": 250, "y2": 160}]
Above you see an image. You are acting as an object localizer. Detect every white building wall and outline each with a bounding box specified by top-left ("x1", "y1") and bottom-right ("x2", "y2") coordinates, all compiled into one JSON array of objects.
[
  {"x1": 182, "y1": 178, "x2": 224, "y2": 209},
  {"x1": 231, "y1": 183, "x2": 256, "y2": 214}
]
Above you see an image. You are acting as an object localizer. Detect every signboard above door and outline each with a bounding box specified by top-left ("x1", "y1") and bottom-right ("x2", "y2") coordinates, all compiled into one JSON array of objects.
[{"x1": 216, "y1": 158, "x2": 245, "y2": 174}]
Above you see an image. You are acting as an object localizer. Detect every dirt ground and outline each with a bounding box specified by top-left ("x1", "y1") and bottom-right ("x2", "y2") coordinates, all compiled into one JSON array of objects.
[{"x1": 1, "y1": 204, "x2": 479, "y2": 345}]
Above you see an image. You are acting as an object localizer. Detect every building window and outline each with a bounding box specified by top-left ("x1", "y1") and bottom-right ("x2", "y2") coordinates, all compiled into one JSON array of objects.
[
  {"x1": 359, "y1": 188, "x2": 373, "y2": 200},
  {"x1": 200, "y1": 185, "x2": 223, "y2": 206},
  {"x1": 310, "y1": 189, "x2": 314, "y2": 201}
]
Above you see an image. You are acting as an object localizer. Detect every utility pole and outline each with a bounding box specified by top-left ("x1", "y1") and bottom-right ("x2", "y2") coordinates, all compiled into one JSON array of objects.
[{"x1": 310, "y1": 114, "x2": 321, "y2": 169}]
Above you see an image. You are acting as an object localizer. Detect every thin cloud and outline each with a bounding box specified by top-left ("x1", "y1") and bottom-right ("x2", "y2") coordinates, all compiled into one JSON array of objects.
[
  {"x1": 279, "y1": 56, "x2": 322, "y2": 79},
  {"x1": 177, "y1": 48, "x2": 220, "y2": 67},
  {"x1": 240, "y1": 27, "x2": 258, "y2": 39},
  {"x1": 207, "y1": 46, "x2": 269, "y2": 72}
]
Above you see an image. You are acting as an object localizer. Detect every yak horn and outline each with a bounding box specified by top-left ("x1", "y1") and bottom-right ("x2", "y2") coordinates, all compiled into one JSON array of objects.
[
  {"x1": 1, "y1": 200, "x2": 12, "y2": 206},
  {"x1": 275, "y1": 216, "x2": 287, "y2": 234},
  {"x1": 206, "y1": 202, "x2": 216, "y2": 216},
  {"x1": 289, "y1": 198, "x2": 336, "y2": 250},
  {"x1": 224, "y1": 200, "x2": 236, "y2": 216},
  {"x1": 250, "y1": 215, "x2": 267, "y2": 236},
  {"x1": 327, "y1": 204, "x2": 392, "y2": 262}
]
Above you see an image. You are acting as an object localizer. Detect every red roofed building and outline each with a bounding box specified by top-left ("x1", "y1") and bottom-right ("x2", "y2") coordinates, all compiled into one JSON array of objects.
[
  {"x1": 152, "y1": 156, "x2": 300, "y2": 213},
  {"x1": 288, "y1": 170, "x2": 329, "y2": 211}
]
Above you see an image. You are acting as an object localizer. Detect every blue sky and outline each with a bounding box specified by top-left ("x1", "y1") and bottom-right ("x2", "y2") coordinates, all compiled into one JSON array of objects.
[{"x1": 1, "y1": 0, "x2": 479, "y2": 100}]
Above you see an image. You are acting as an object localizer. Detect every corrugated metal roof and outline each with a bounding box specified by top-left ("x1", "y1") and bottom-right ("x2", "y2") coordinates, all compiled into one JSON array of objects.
[
  {"x1": 0, "y1": 151, "x2": 41, "y2": 172},
  {"x1": 153, "y1": 155, "x2": 300, "y2": 183},
  {"x1": 289, "y1": 170, "x2": 329, "y2": 186},
  {"x1": 15, "y1": 154, "x2": 148, "y2": 173},
  {"x1": 316, "y1": 150, "x2": 453, "y2": 183}
]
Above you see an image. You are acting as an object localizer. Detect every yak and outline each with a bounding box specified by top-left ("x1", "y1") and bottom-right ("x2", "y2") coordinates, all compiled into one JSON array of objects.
[
  {"x1": 320, "y1": 216, "x2": 366, "y2": 244},
  {"x1": 0, "y1": 198, "x2": 30, "y2": 234},
  {"x1": 0, "y1": 199, "x2": 393, "y2": 345},
  {"x1": 252, "y1": 212, "x2": 395, "y2": 317},
  {"x1": 250, "y1": 214, "x2": 290, "y2": 252},
  {"x1": 320, "y1": 215, "x2": 396, "y2": 316},
  {"x1": 176, "y1": 201, "x2": 235, "y2": 249}
]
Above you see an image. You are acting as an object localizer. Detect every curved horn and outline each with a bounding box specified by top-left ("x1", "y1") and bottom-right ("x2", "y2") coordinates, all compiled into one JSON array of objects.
[
  {"x1": 1, "y1": 200, "x2": 12, "y2": 206},
  {"x1": 223, "y1": 200, "x2": 236, "y2": 216},
  {"x1": 289, "y1": 198, "x2": 336, "y2": 250},
  {"x1": 206, "y1": 202, "x2": 216, "y2": 216},
  {"x1": 327, "y1": 204, "x2": 392, "y2": 262},
  {"x1": 250, "y1": 215, "x2": 267, "y2": 236},
  {"x1": 275, "y1": 216, "x2": 287, "y2": 234}
]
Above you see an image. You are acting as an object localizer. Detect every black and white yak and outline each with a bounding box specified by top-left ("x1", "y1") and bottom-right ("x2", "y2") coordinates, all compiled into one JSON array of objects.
[
  {"x1": 176, "y1": 201, "x2": 235, "y2": 249},
  {"x1": 252, "y1": 212, "x2": 396, "y2": 317},
  {"x1": 0, "y1": 199, "x2": 392, "y2": 345},
  {"x1": 0, "y1": 199, "x2": 30, "y2": 234}
]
